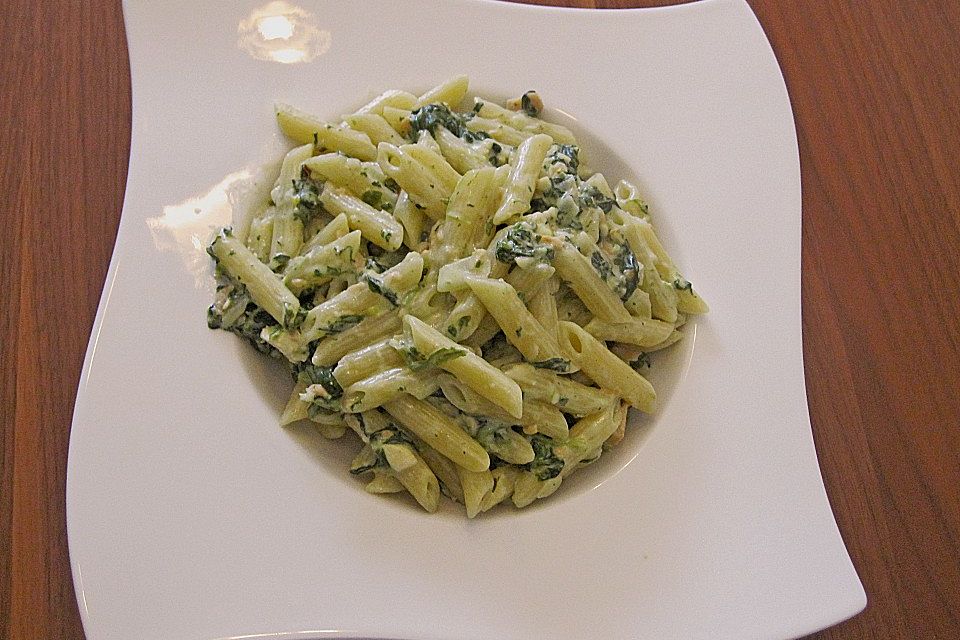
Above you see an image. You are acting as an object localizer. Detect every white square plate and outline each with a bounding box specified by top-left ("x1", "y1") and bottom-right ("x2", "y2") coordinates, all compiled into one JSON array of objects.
[{"x1": 67, "y1": 1, "x2": 866, "y2": 638}]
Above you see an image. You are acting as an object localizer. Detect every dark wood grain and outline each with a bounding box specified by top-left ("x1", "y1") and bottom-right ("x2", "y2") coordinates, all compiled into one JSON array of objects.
[
  {"x1": 1, "y1": 1, "x2": 957, "y2": 639},
  {"x1": 1, "y1": 0, "x2": 130, "y2": 638}
]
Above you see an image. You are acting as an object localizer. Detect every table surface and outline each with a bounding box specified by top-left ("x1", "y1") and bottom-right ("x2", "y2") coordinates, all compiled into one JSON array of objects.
[{"x1": 2, "y1": 0, "x2": 958, "y2": 638}]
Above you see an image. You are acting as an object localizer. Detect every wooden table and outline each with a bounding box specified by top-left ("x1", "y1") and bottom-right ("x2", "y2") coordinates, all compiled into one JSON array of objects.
[{"x1": 2, "y1": 1, "x2": 957, "y2": 638}]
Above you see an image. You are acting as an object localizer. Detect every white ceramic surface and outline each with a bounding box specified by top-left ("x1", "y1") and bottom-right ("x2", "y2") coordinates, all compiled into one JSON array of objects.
[{"x1": 67, "y1": 1, "x2": 866, "y2": 638}]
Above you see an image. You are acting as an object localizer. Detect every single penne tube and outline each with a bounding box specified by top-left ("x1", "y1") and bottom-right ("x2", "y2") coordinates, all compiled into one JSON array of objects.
[
  {"x1": 479, "y1": 465, "x2": 520, "y2": 513},
  {"x1": 414, "y1": 129, "x2": 443, "y2": 155},
  {"x1": 376, "y1": 143, "x2": 452, "y2": 219},
  {"x1": 381, "y1": 442, "x2": 441, "y2": 513},
  {"x1": 342, "y1": 367, "x2": 439, "y2": 413},
  {"x1": 283, "y1": 230, "x2": 363, "y2": 294},
  {"x1": 279, "y1": 380, "x2": 310, "y2": 425},
  {"x1": 478, "y1": 425, "x2": 535, "y2": 465},
  {"x1": 319, "y1": 187, "x2": 403, "y2": 250},
  {"x1": 511, "y1": 470, "x2": 544, "y2": 508},
  {"x1": 381, "y1": 106, "x2": 412, "y2": 134},
  {"x1": 312, "y1": 310, "x2": 401, "y2": 366},
  {"x1": 270, "y1": 142, "x2": 316, "y2": 206},
  {"x1": 633, "y1": 218, "x2": 679, "y2": 280},
  {"x1": 405, "y1": 315, "x2": 523, "y2": 418},
  {"x1": 333, "y1": 338, "x2": 406, "y2": 388},
  {"x1": 343, "y1": 113, "x2": 406, "y2": 146},
  {"x1": 455, "y1": 466, "x2": 493, "y2": 518},
  {"x1": 302, "y1": 212, "x2": 351, "y2": 253},
  {"x1": 434, "y1": 127, "x2": 492, "y2": 173},
  {"x1": 242, "y1": 198, "x2": 276, "y2": 245},
  {"x1": 417, "y1": 443, "x2": 465, "y2": 503},
  {"x1": 275, "y1": 102, "x2": 377, "y2": 161},
  {"x1": 301, "y1": 154, "x2": 397, "y2": 208},
  {"x1": 441, "y1": 294, "x2": 487, "y2": 342},
  {"x1": 365, "y1": 472, "x2": 405, "y2": 494},
  {"x1": 402, "y1": 143, "x2": 462, "y2": 192},
  {"x1": 503, "y1": 363, "x2": 617, "y2": 416},
  {"x1": 555, "y1": 403, "x2": 623, "y2": 464},
  {"x1": 551, "y1": 240, "x2": 633, "y2": 323},
  {"x1": 353, "y1": 89, "x2": 418, "y2": 116},
  {"x1": 208, "y1": 230, "x2": 302, "y2": 328},
  {"x1": 466, "y1": 117, "x2": 530, "y2": 146},
  {"x1": 622, "y1": 222, "x2": 680, "y2": 322},
  {"x1": 492, "y1": 133, "x2": 553, "y2": 223},
  {"x1": 504, "y1": 262, "x2": 555, "y2": 301},
  {"x1": 437, "y1": 251, "x2": 491, "y2": 293},
  {"x1": 383, "y1": 395, "x2": 490, "y2": 473},
  {"x1": 528, "y1": 278, "x2": 560, "y2": 337},
  {"x1": 605, "y1": 401, "x2": 630, "y2": 446},
  {"x1": 644, "y1": 329, "x2": 684, "y2": 353},
  {"x1": 583, "y1": 316, "x2": 675, "y2": 348},
  {"x1": 475, "y1": 99, "x2": 578, "y2": 145},
  {"x1": 466, "y1": 277, "x2": 570, "y2": 369},
  {"x1": 416, "y1": 75, "x2": 469, "y2": 107},
  {"x1": 268, "y1": 208, "x2": 304, "y2": 271},
  {"x1": 557, "y1": 321, "x2": 656, "y2": 412},
  {"x1": 535, "y1": 475, "x2": 564, "y2": 500},
  {"x1": 624, "y1": 287, "x2": 653, "y2": 319},
  {"x1": 442, "y1": 167, "x2": 498, "y2": 258},
  {"x1": 519, "y1": 399, "x2": 569, "y2": 441},
  {"x1": 392, "y1": 191, "x2": 428, "y2": 250},
  {"x1": 635, "y1": 220, "x2": 709, "y2": 315},
  {"x1": 438, "y1": 374, "x2": 516, "y2": 424},
  {"x1": 245, "y1": 214, "x2": 274, "y2": 264}
]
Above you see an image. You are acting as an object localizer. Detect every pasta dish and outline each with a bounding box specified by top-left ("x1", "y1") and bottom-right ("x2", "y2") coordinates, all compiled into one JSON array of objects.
[{"x1": 206, "y1": 76, "x2": 707, "y2": 515}]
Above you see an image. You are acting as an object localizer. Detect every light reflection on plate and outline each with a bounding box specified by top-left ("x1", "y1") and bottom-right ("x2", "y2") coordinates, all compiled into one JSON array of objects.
[
  {"x1": 237, "y1": 1, "x2": 332, "y2": 64},
  {"x1": 147, "y1": 167, "x2": 275, "y2": 287}
]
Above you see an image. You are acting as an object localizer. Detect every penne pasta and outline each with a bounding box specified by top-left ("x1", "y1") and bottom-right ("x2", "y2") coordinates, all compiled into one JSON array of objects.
[{"x1": 206, "y1": 79, "x2": 706, "y2": 515}]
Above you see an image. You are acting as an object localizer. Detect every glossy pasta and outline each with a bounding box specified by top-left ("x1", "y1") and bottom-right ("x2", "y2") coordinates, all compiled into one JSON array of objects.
[{"x1": 206, "y1": 77, "x2": 707, "y2": 516}]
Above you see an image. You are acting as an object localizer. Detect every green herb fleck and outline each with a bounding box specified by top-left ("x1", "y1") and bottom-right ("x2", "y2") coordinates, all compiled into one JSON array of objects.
[
  {"x1": 532, "y1": 358, "x2": 570, "y2": 372},
  {"x1": 361, "y1": 190, "x2": 382, "y2": 208},
  {"x1": 320, "y1": 314, "x2": 365, "y2": 335},
  {"x1": 591, "y1": 251, "x2": 613, "y2": 280},
  {"x1": 403, "y1": 346, "x2": 467, "y2": 371},
  {"x1": 291, "y1": 176, "x2": 325, "y2": 224},
  {"x1": 407, "y1": 103, "x2": 486, "y2": 143},
  {"x1": 364, "y1": 274, "x2": 399, "y2": 305},
  {"x1": 523, "y1": 434, "x2": 564, "y2": 480},
  {"x1": 495, "y1": 222, "x2": 555, "y2": 264}
]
